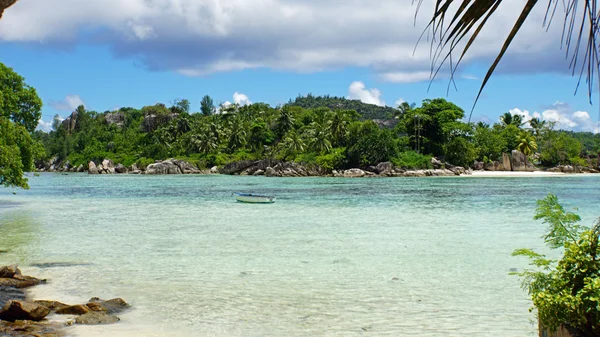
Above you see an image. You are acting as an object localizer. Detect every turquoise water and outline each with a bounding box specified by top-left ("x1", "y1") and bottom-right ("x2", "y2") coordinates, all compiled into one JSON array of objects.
[{"x1": 1, "y1": 173, "x2": 600, "y2": 336}]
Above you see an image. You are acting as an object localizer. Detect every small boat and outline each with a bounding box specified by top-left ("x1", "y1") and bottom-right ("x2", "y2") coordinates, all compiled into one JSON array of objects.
[{"x1": 233, "y1": 192, "x2": 275, "y2": 204}]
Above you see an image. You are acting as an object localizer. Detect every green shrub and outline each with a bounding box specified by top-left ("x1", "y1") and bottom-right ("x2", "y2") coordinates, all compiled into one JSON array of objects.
[
  {"x1": 316, "y1": 147, "x2": 346, "y2": 170},
  {"x1": 392, "y1": 151, "x2": 432, "y2": 169},
  {"x1": 135, "y1": 157, "x2": 156, "y2": 169}
]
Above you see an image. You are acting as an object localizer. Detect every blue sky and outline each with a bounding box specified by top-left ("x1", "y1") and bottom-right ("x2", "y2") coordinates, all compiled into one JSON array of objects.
[{"x1": 0, "y1": 0, "x2": 598, "y2": 133}]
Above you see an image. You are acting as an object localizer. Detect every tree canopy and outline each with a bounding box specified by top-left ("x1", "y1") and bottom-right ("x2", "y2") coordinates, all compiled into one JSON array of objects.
[{"x1": 0, "y1": 62, "x2": 43, "y2": 188}]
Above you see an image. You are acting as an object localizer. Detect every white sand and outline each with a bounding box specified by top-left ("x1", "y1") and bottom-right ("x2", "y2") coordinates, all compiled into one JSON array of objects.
[{"x1": 464, "y1": 170, "x2": 566, "y2": 177}]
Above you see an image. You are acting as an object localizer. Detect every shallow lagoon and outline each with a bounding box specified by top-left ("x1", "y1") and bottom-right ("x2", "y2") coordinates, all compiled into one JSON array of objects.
[{"x1": 1, "y1": 173, "x2": 600, "y2": 336}]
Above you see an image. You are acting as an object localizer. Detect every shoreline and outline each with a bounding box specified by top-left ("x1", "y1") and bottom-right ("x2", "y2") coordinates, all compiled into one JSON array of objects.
[{"x1": 465, "y1": 170, "x2": 569, "y2": 177}]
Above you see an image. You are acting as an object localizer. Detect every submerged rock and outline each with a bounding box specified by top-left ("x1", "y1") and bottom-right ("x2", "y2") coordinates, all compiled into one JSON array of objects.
[
  {"x1": 86, "y1": 298, "x2": 129, "y2": 315},
  {"x1": 0, "y1": 300, "x2": 51, "y2": 321},
  {"x1": 34, "y1": 300, "x2": 69, "y2": 312},
  {"x1": 0, "y1": 265, "x2": 19, "y2": 279},
  {"x1": 55, "y1": 304, "x2": 91, "y2": 315},
  {"x1": 75, "y1": 312, "x2": 120, "y2": 325},
  {"x1": 0, "y1": 287, "x2": 25, "y2": 309}
]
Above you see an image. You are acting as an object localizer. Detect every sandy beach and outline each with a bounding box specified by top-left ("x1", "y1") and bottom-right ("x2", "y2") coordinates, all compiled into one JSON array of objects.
[{"x1": 466, "y1": 170, "x2": 566, "y2": 177}]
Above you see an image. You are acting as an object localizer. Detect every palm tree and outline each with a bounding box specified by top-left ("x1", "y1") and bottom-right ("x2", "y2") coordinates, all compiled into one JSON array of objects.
[
  {"x1": 516, "y1": 131, "x2": 538, "y2": 156},
  {"x1": 529, "y1": 117, "x2": 547, "y2": 137},
  {"x1": 189, "y1": 131, "x2": 218, "y2": 155},
  {"x1": 284, "y1": 130, "x2": 306, "y2": 155},
  {"x1": 500, "y1": 112, "x2": 523, "y2": 127},
  {"x1": 276, "y1": 107, "x2": 295, "y2": 136},
  {"x1": 310, "y1": 120, "x2": 332, "y2": 154},
  {"x1": 421, "y1": 0, "x2": 599, "y2": 119},
  {"x1": 227, "y1": 116, "x2": 247, "y2": 152},
  {"x1": 330, "y1": 110, "x2": 350, "y2": 147}
]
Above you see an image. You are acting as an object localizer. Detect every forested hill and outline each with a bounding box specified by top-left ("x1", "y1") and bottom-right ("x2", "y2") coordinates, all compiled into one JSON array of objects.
[{"x1": 287, "y1": 94, "x2": 397, "y2": 120}]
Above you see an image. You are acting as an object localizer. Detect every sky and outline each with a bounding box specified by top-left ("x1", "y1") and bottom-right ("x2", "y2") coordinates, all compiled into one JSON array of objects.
[{"x1": 0, "y1": 0, "x2": 598, "y2": 133}]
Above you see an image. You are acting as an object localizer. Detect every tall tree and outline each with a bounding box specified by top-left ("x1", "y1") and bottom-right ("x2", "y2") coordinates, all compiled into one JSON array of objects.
[
  {"x1": 0, "y1": 63, "x2": 43, "y2": 188},
  {"x1": 200, "y1": 95, "x2": 216, "y2": 116}
]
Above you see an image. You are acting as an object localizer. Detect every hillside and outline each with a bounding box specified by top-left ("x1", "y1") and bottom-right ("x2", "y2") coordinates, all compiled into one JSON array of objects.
[{"x1": 287, "y1": 94, "x2": 397, "y2": 120}]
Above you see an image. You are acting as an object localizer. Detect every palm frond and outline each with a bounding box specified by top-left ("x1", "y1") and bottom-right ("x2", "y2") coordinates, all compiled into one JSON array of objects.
[{"x1": 416, "y1": 0, "x2": 600, "y2": 121}]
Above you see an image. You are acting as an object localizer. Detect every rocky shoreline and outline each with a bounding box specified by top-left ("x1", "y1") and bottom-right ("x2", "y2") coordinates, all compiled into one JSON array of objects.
[
  {"x1": 35, "y1": 149, "x2": 599, "y2": 177},
  {"x1": 0, "y1": 264, "x2": 129, "y2": 336}
]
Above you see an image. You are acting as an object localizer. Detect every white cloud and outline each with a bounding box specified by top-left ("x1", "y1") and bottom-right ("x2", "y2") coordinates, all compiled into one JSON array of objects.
[
  {"x1": 509, "y1": 102, "x2": 599, "y2": 133},
  {"x1": 394, "y1": 98, "x2": 406, "y2": 108},
  {"x1": 49, "y1": 94, "x2": 85, "y2": 112},
  {"x1": 348, "y1": 81, "x2": 385, "y2": 106},
  {"x1": 0, "y1": 0, "x2": 573, "y2": 83},
  {"x1": 233, "y1": 92, "x2": 251, "y2": 106},
  {"x1": 36, "y1": 119, "x2": 54, "y2": 132}
]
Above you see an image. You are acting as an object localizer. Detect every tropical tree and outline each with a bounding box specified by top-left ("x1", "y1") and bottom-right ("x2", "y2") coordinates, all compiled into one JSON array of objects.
[
  {"x1": 189, "y1": 131, "x2": 218, "y2": 155},
  {"x1": 227, "y1": 116, "x2": 247, "y2": 152},
  {"x1": 309, "y1": 118, "x2": 332, "y2": 154},
  {"x1": 529, "y1": 118, "x2": 547, "y2": 138},
  {"x1": 500, "y1": 113, "x2": 523, "y2": 127},
  {"x1": 200, "y1": 95, "x2": 216, "y2": 116},
  {"x1": 276, "y1": 106, "x2": 295, "y2": 137},
  {"x1": 330, "y1": 110, "x2": 351, "y2": 147},
  {"x1": 0, "y1": 62, "x2": 44, "y2": 188},
  {"x1": 516, "y1": 130, "x2": 538, "y2": 156}
]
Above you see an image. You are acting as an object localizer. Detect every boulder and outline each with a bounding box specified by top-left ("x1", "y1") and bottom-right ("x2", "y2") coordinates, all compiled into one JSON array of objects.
[
  {"x1": 86, "y1": 298, "x2": 129, "y2": 315},
  {"x1": 402, "y1": 170, "x2": 426, "y2": 177},
  {"x1": 343, "y1": 168, "x2": 366, "y2": 178},
  {"x1": 114, "y1": 164, "x2": 128, "y2": 174},
  {"x1": 173, "y1": 160, "x2": 200, "y2": 174},
  {"x1": 141, "y1": 113, "x2": 179, "y2": 133},
  {"x1": 105, "y1": 112, "x2": 125, "y2": 126},
  {"x1": 55, "y1": 304, "x2": 91, "y2": 315},
  {"x1": 146, "y1": 160, "x2": 182, "y2": 175},
  {"x1": 376, "y1": 162, "x2": 394, "y2": 173},
  {"x1": 431, "y1": 157, "x2": 443, "y2": 169},
  {"x1": 0, "y1": 265, "x2": 19, "y2": 279},
  {"x1": 473, "y1": 161, "x2": 484, "y2": 170},
  {"x1": 102, "y1": 159, "x2": 115, "y2": 174},
  {"x1": 502, "y1": 153, "x2": 512, "y2": 171},
  {"x1": 253, "y1": 169, "x2": 265, "y2": 176},
  {"x1": 88, "y1": 161, "x2": 98, "y2": 174},
  {"x1": 34, "y1": 300, "x2": 69, "y2": 312},
  {"x1": 511, "y1": 150, "x2": 535, "y2": 171},
  {"x1": 75, "y1": 311, "x2": 120, "y2": 325},
  {"x1": 449, "y1": 166, "x2": 466, "y2": 175},
  {"x1": 210, "y1": 166, "x2": 219, "y2": 174},
  {"x1": 265, "y1": 167, "x2": 277, "y2": 177},
  {"x1": 0, "y1": 300, "x2": 51, "y2": 321},
  {"x1": 0, "y1": 276, "x2": 44, "y2": 288}
]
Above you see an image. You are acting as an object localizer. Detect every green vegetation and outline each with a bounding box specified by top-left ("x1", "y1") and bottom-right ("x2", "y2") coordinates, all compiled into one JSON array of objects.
[
  {"x1": 0, "y1": 63, "x2": 43, "y2": 188},
  {"x1": 33, "y1": 93, "x2": 599, "y2": 174},
  {"x1": 512, "y1": 195, "x2": 600, "y2": 337}
]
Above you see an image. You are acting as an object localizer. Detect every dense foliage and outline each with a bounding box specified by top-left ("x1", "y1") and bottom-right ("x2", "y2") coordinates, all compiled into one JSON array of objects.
[
  {"x1": 513, "y1": 195, "x2": 600, "y2": 337},
  {"x1": 288, "y1": 94, "x2": 397, "y2": 120},
  {"x1": 33, "y1": 94, "x2": 599, "y2": 173},
  {"x1": 0, "y1": 63, "x2": 43, "y2": 188}
]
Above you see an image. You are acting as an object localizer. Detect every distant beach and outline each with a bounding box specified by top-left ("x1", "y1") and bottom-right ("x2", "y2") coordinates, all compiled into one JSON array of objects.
[{"x1": 467, "y1": 170, "x2": 566, "y2": 177}]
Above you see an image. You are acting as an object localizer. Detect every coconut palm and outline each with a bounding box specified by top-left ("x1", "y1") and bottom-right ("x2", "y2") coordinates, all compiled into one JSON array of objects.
[
  {"x1": 516, "y1": 130, "x2": 538, "y2": 156},
  {"x1": 330, "y1": 110, "x2": 350, "y2": 146},
  {"x1": 276, "y1": 107, "x2": 295, "y2": 136},
  {"x1": 190, "y1": 131, "x2": 218, "y2": 155},
  {"x1": 227, "y1": 116, "x2": 247, "y2": 151},
  {"x1": 529, "y1": 117, "x2": 547, "y2": 137},
  {"x1": 421, "y1": 0, "x2": 600, "y2": 119},
  {"x1": 283, "y1": 130, "x2": 306, "y2": 155},
  {"x1": 310, "y1": 120, "x2": 332, "y2": 154},
  {"x1": 500, "y1": 113, "x2": 523, "y2": 127}
]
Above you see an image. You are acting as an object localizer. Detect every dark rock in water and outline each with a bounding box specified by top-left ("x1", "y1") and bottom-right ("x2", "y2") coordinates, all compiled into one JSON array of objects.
[
  {"x1": 114, "y1": 163, "x2": 128, "y2": 174},
  {"x1": 0, "y1": 250, "x2": 7, "y2": 254},
  {"x1": 55, "y1": 304, "x2": 91, "y2": 315},
  {"x1": 75, "y1": 312, "x2": 120, "y2": 325},
  {"x1": 0, "y1": 287, "x2": 25, "y2": 309},
  {"x1": 30, "y1": 262, "x2": 92, "y2": 269},
  {"x1": 34, "y1": 300, "x2": 69, "y2": 312},
  {"x1": 86, "y1": 298, "x2": 129, "y2": 315},
  {"x1": 0, "y1": 300, "x2": 51, "y2": 321},
  {"x1": 0, "y1": 265, "x2": 19, "y2": 278},
  {"x1": 0, "y1": 276, "x2": 45, "y2": 288},
  {"x1": 0, "y1": 320, "x2": 64, "y2": 337}
]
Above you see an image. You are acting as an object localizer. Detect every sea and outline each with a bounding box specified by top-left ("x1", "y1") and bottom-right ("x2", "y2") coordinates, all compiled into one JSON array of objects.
[{"x1": 1, "y1": 173, "x2": 599, "y2": 337}]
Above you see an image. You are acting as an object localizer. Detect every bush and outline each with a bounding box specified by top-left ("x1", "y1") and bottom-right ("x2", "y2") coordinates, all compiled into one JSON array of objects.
[
  {"x1": 316, "y1": 147, "x2": 346, "y2": 170},
  {"x1": 512, "y1": 194, "x2": 600, "y2": 336},
  {"x1": 392, "y1": 151, "x2": 432, "y2": 169}
]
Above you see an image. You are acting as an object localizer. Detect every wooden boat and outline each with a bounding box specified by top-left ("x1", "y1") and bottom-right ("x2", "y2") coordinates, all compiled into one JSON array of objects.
[{"x1": 234, "y1": 192, "x2": 275, "y2": 204}]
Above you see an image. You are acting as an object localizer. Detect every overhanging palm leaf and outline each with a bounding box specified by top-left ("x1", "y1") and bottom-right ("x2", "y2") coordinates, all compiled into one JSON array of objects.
[
  {"x1": 0, "y1": 0, "x2": 17, "y2": 19},
  {"x1": 418, "y1": 0, "x2": 600, "y2": 121}
]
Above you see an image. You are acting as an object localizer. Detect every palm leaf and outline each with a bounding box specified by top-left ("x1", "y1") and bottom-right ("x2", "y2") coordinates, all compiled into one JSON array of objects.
[{"x1": 417, "y1": 0, "x2": 600, "y2": 121}]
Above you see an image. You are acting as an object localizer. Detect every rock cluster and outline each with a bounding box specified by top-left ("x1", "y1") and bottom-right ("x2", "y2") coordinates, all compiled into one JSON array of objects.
[{"x1": 0, "y1": 264, "x2": 129, "y2": 336}]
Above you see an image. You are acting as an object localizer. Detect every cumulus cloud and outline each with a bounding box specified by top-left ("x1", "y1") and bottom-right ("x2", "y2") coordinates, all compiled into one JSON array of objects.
[
  {"x1": 0, "y1": 0, "x2": 575, "y2": 82},
  {"x1": 509, "y1": 102, "x2": 599, "y2": 133},
  {"x1": 49, "y1": 94, "x2": 85, "y2": 112},
  {"x1": 394, "y1": 98, "x2": 406, "y2": 108},
  {"x1": 218, "y1": 91, "x2": 252, "y2": 112},
  {"x1": 36, "y1": 119, "x2": 54, "y2": 132},
  {"x1": 348, "y1": 81, "x2": 385, "y2": 106}
]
